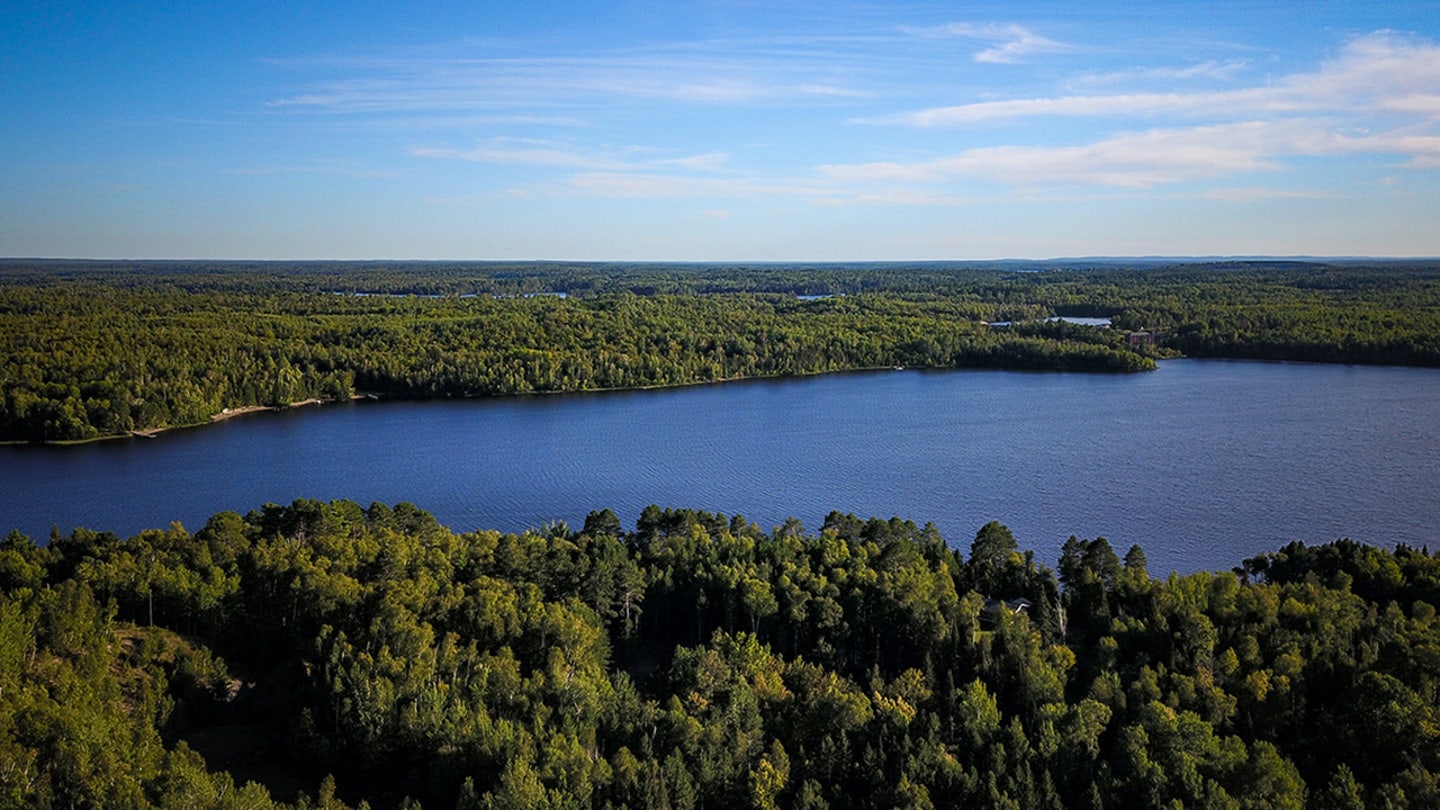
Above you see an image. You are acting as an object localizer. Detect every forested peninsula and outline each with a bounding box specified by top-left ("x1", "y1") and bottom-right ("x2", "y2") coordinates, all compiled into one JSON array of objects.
[
  {"x1": 6, "y1": 259, "x2": 1440, "y2": 443},
  {"x1": 4, "y1": 499, "x2": 1440, "y2": 808}
]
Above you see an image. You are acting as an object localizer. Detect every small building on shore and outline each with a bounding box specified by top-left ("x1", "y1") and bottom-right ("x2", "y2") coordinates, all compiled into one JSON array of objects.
[
  {"x1": 980, "y1": 597, "x2": 1033, "y2": 626},
  {"x1": 1126, "y1": 330, "x2": 1167, "y2": 347}
]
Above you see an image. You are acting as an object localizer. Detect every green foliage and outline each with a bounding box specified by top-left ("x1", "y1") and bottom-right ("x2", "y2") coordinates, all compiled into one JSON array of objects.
[
  {"x1": 5, "y1": 499, "x2": 1440, "y2": 807},
  {"x1": 11, "y1": 260, "x2": 1438, "y2": 443},
  {"x1": 3, "y1": 259, "x2": 1288, "y2": 443}
]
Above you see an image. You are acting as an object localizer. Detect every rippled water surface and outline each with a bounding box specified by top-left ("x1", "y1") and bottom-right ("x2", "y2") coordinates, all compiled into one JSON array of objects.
[{"x1": 3, "y1": 360, "x2": 1438, "y2": 574}]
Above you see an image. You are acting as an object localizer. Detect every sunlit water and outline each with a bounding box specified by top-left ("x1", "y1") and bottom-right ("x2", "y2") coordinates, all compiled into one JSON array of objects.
[{"x1": 3, "y1": 360, "x2": 1438, "y2": 574}]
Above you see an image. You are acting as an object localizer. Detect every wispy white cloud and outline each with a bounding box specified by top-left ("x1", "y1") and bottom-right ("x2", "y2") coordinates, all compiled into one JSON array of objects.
[
  {"x1": 799, "y1": 83, "x2": 875, "y2": 99},
  {"x1": 413, "y1": 143, "x2": 624, "y2": 170},
  {"x1": 822, "y1": 117, "x2": 1440, "y2": 198},
  {"x1": 422, "y1": 164, "x2": 973, "y2": 209},
  {"x1": 823, "y1": 122, "x2": 1287, "y2": 188},
  {"x1": 857, "y1": 91, "x2": 1272, "y2": 126},
  {"x1": 412, "y1": 138, "x2": 731, "y2": 173},
  {"x1": 904, "y1": 22, "x2": 1074, "y2": 64},
  {"x1": 1068, "y1": 59, "x2": 1252, "y2": 88},
  {"x1": 264, "y1": 44, "x2": 873, "y2": 115},
  {"x1": 290, "y1": 28, "x2": 1440, "y2": 210},
  {"x1": 1377, "y1": 94, "x2": 1440, "y2": 117},
  {"x1": 829, "y1": 30, "x2": 1440, "y2": 197},
  {"x1": 866, "y1": 32, "x2": 1440, "y2": 126},
  {"x1": 655, "y1": 152, "x2": 732, "y2": 170},
  {"x1": 1335, "y1": 133, "x2": 1440, "y2": 167},
  {"x1": 225, "y1": 162, "x2": 404, "y2": 179},
  {"x1": 810, "y1": 190, "x2": 979, "y2": 207},
  {"x1": 566, "y1": 172, "x2": 778, "y2": 199},
  {"x1": 1199, "y1": 187, "x2": 1336, "y2": 201}
]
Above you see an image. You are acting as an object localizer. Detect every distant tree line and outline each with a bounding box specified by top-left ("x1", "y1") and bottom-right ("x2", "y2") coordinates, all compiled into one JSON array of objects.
[
  {"x1": 0, "y1": 272, "x2": 1150, "y2": 443},
  {"x1": 3, "y1": 499, "x2": 1440, "y2": 807},
  {"x1": 6, "y1": 260, "x2": 1440, "y2": 442}
]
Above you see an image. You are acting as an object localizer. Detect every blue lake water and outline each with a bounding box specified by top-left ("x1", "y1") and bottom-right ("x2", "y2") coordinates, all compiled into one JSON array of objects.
[{"x1": 2, "y1": 360, "x2": 1438, "y2": 575}]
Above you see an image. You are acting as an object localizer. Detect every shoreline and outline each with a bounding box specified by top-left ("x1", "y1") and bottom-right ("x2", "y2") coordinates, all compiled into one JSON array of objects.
[
  {"x1": 130, "y1": 398, "x2": 336, "y2": 440},
  {"x1": 188, "y1": 397, "x2": 340, "y2": 430},
  {"x1": 5, "y1": 354, "x2": 1424, "y2": 448},
  {"x1": 9, "y1": 359, "x2": 1159, "y2": 446},
  {"x1": 6, "y1": 397, "x2": 358, "y2": 446}
]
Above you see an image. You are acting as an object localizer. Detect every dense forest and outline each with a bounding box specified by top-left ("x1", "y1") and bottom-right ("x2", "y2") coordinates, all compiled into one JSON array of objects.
[
  {"x1": 3, "y1": 499, "x2": 1439, "y2": 808},
  {"x1": 6, "y1": 260, "x2": 1439, "y2": 806},
  {"x1": 5, "y1": 260, "x2": 1440, "y2": 443}
]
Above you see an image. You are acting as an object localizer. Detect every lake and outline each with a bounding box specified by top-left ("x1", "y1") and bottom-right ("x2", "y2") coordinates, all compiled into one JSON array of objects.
[{"x1": 2, "y1": 359, "x2": 1438, "y2": 575}]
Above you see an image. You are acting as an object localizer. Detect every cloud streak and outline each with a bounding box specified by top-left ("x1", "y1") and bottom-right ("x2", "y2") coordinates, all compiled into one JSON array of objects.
[
  {"x1": 412, "y1": 138, "x2": 732, "y2": 174},
  {"x1": 284, "y1": 28, "x2": 1440, "y2": 209},
  {"x1": 264, "y1": 43, "x2": 875, "y2": 115},
  {"x1": 823, "y1": 117, "x2": 1440, "y2": 192},
  {"x1": 905, "y1": 22, "x2": 1074, "y2": 64},
  {"x1": 824, "y1": 122, "x2": 1287, "y2": 188},
  {"x1": 807, "y1": 31, "x2": 1440, "y2": 200},
  {"x1": 1067, "y1": 60, "x2": 1252, "y2": 88},
  {"x1": 865, "y1": 32, "x2": 1440, "y2": 126}
]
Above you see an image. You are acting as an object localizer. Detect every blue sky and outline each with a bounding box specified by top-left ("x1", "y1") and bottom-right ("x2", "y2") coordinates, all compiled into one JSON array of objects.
[{"x1": 3, "y1": 1, "x2": 1439, "y2": 260}]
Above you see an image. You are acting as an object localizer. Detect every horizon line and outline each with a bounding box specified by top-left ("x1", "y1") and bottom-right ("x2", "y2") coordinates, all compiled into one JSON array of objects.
[{"x1": 5, "y1": 254, "x2": 1440, "y2": 265}]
